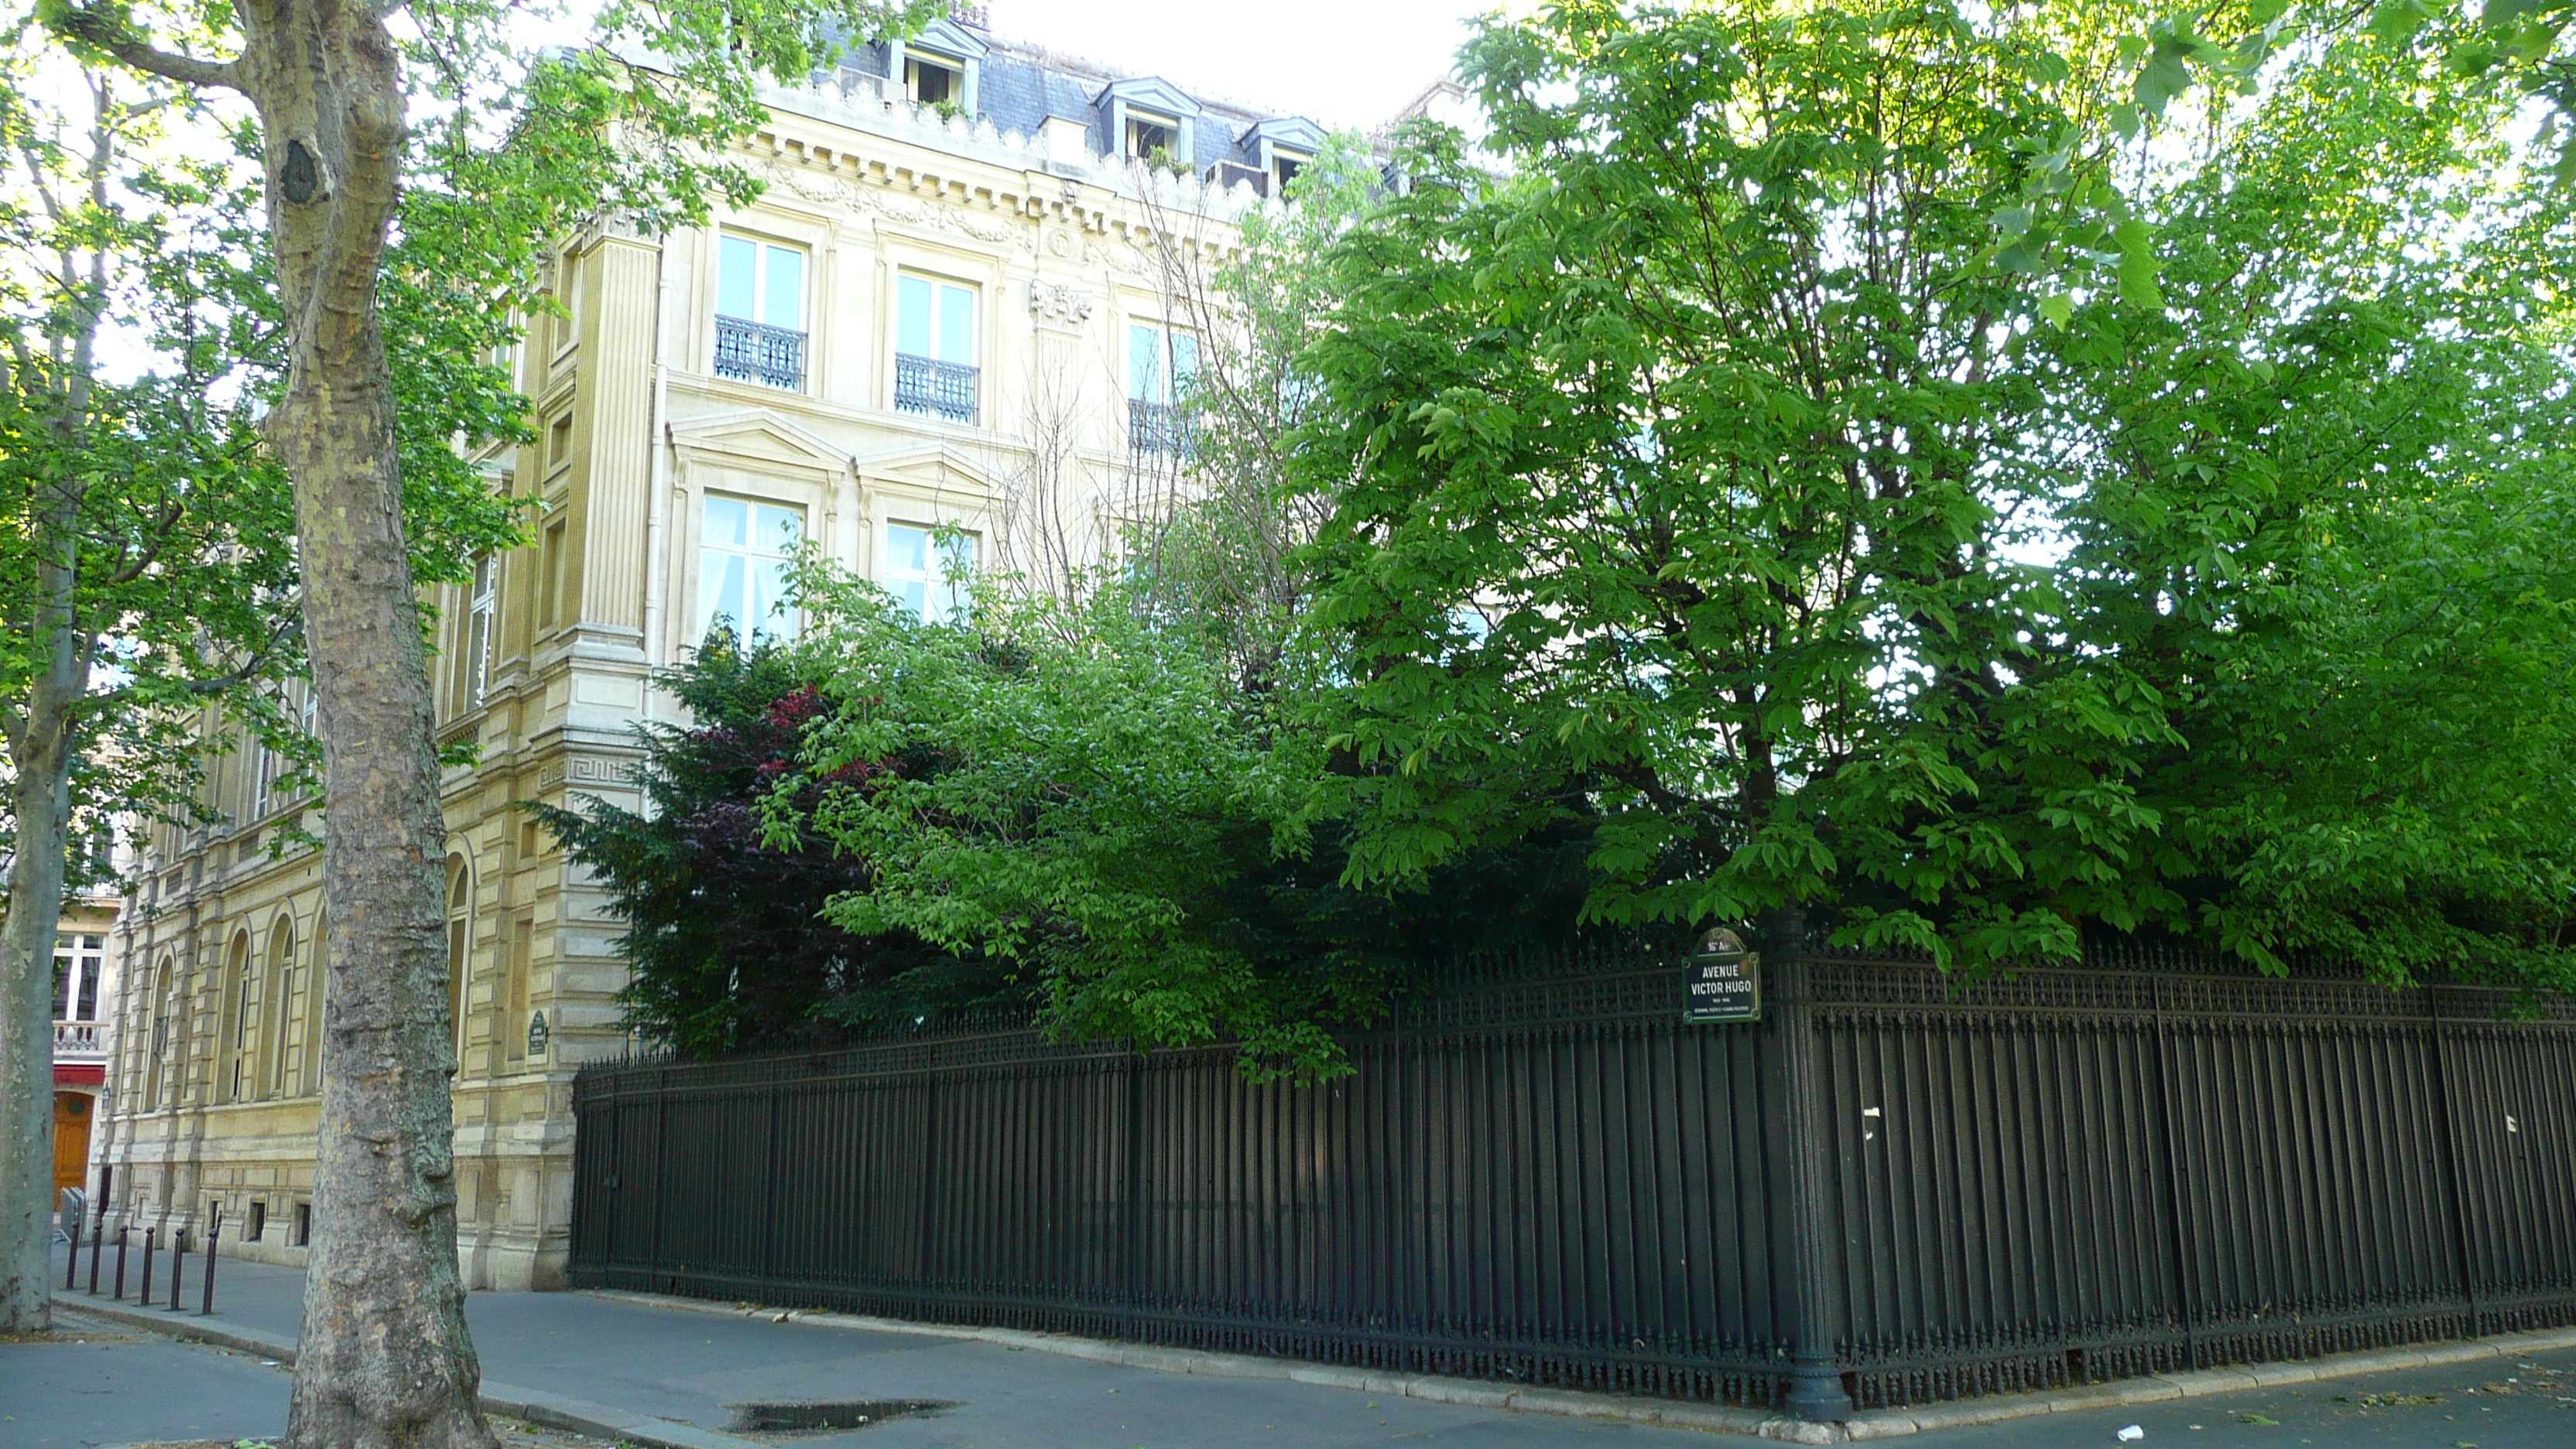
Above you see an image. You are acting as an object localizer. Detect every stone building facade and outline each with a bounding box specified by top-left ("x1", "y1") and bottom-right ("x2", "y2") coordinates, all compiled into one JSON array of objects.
[
  {"x1": 51, "y1": 839, "x2": 124, "y2": 1203},
  {"x1": 94, "y1": 18, "x2": 1320, "y2": 1291}
]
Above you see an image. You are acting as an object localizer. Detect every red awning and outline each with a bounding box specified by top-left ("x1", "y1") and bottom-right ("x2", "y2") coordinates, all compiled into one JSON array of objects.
[{"x1": 53, "y1": 1064, "x2": 104, "y2": 1086}]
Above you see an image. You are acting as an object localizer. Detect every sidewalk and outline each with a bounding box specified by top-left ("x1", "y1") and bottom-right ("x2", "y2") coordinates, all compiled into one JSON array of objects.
[
  {"x1": 27, "y1": 1239, "x2": 2576, "y2": 1447},
  {"x1": 36, "y1": 1242, "x2": 1732, "y2": 1447}
]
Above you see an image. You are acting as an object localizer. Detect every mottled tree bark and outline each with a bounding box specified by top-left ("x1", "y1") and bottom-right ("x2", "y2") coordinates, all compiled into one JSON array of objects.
[
  {"x1": 0, "y1": 178, "x2": 107, "y2": 1334},
  {"x1": 0, "y1": 625, "x2": 78, "y2": 1335},
  {"x1": 63, "y1": 1, "x2": 496, "y2": 1443}
]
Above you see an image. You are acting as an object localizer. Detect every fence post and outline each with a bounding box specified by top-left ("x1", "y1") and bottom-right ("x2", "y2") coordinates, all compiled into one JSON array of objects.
[
  {"x1": 1768, "y1": 923, "x2": 1853, "y2": 1423},
  {"x1": 2426, "y1": 987, "x2": 2482, "y2": 1337},
  {"x1": 565, "y1": 1074, "x2": 584, "y2": 1276},
  {"x1": 1122, "y1": 1048, "x2": 1143, "y2": 1340},
  {"x1": 2148, "y1": 976, "x2": 2200, "y2": 1368},
  {"x1": 915, "y1": 1040, "x2": 940, "y2": 1290},
  {"x1": 648, "y1": 1071, "x2": 670, "y2": 1293},
  {"x1": 760, "y1": 1065, "x2": 783, "y2": 1296}
]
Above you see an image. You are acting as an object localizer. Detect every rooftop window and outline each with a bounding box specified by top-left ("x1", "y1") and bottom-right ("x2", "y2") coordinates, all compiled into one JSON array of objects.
[
  {"x1": 1125, "y1": 111, "x2": 1178, "y2": 160},
  {"x1": 908, "y1": 53, "x2": 961, "y2": 108}
]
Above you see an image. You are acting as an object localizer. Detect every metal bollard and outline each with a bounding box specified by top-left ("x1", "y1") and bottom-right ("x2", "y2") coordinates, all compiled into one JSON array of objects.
[
  {"x1": 87, "y1": 1204, "x2": 104, "y2": 1293},
  {"x1": 138, "y1": 1228, "x2": 156, "y2": 1304},
  {"x1": 64, "y1": 1212, "x2": 81, "y2": 1290},
  {"x1": 199, "y1": 1208, "x2": 221, "y2": 1315},
  {"x1": 168, "y1": 1228, "x2": 186, "y2": 1310},
  {"x1": 114, "y1": 1226, "x2": 130, "y2": 1300}
]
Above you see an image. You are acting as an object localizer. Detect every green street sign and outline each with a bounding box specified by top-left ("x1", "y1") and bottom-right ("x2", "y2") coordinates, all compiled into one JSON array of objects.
[{"x1": 1683, "y1": 928, "x2": 1761, "y2": 1024}]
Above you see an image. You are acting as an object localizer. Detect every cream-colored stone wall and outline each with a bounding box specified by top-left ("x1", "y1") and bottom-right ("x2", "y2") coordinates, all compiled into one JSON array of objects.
[{"x1": 98, "y1": 65, "x2": 1260, "y2": 1290}]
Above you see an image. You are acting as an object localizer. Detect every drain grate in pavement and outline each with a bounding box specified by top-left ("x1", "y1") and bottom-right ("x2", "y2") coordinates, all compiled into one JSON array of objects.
[{"x1": 723, "y1": 1400, "x2": 954, "y2": 1435}]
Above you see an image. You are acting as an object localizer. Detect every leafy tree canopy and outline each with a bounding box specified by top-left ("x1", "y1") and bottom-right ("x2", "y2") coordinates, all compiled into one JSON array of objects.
[
  {"x1": 550, "y1": 558, "x2": 1604, "y2": 1076},
  {"x1": 1287, "y1": 0, "x2": 2574, "y2": 986}
]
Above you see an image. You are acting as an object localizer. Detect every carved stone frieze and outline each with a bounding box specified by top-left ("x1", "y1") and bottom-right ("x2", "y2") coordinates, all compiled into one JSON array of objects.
[
  {"x1": 1027, "y1": 280, "x2": 1094, "y2": 331},
  {"x1": 749, "y1": 157, "x2": 1032, "y2": 252}
]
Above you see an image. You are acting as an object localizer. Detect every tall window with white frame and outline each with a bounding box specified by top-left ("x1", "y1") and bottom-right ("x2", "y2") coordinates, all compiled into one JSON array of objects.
[
  {"x1": 883, "y1": 523, "x2": 976, "y2": 625},
  {"x1": 253, "y1": 680, "x2": 320, "y2": 819},
  {"x1": 893, "y1": 274, "x2": 978, "y2": 423},
  {"x1": 713, "y1": 234, "x2": 807, "y2": 389},
  {"x1": 252, "y1": 731, "x2": 279, "y2": 820},
  {"x1": 264, "y1": 920, "x2": 295, "y2": 1097},
  {"x1": 696, "y1": 496, "x2": 804, "y2": 649},
  {"x1": 446, "y1": 857, "x2": 471, "y2": 1064},
  {"x1": 224, "y1": 933, "x2": 255, "y2": 1102},
  {"x1": 51, "y1": 933, "x2": 104, "y2": 1057},
  {"x1": 145, "y1": 960, "x2": 175, "y2": 1111},
  {"x1": 459, "y1": 553, "x2": 496, "y2": 711},
  {"x1": 1128, "y1": 321, "x2": 1198, "y2": 454}
]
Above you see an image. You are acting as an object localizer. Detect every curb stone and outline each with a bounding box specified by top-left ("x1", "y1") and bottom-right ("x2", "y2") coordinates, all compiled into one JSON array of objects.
[
  {"x1": 585, "y1": 1286, "x2": 2576, "y2": 1442},
  {"x1": 52, "y1": 1293, "x2": 765, "y2": 1449}
]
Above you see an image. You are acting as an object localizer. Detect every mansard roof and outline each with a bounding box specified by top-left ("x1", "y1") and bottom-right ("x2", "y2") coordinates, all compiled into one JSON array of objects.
[{"x1": 840, "y1": 21, "x2": 1329, "y2": 176}]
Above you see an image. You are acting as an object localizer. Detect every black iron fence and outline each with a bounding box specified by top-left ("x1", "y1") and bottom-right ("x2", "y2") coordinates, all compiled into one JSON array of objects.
[{"x1": 567, "y1": 947, "x2": 2576, "y2": 1416}]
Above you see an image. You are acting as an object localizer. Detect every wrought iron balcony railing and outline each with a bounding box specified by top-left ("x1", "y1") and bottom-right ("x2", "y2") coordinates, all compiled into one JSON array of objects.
[
  {"x1": 713, "y1": 315, "x2": 806, "y2": 389},
  {"x1": 53, "y1": 1022, "x2": 101, "y2": 1057},
  {"x1": 1128, "y1": 399, "x2": 1194, "y2": 456},
  {"x1": 894, "y1": 353, "x2": 979, "y2": 425}
]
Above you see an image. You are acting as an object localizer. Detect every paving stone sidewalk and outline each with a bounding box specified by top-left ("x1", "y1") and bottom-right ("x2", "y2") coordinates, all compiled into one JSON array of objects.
[{"x1": 22, "y1": 1240, "x2": 2576, "y2": 1447}]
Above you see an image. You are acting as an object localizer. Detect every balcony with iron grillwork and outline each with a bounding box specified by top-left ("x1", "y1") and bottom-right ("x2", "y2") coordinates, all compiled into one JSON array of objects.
[
  {"x1": 714, "y1": 315, "x2": 806, "y2": 389},
  {"x1": 894, "y1": 354, "x2": 979, "y2": 424},
  {"x1": 1129, "y1": 399, "x2": 1194, "y2": 457}
]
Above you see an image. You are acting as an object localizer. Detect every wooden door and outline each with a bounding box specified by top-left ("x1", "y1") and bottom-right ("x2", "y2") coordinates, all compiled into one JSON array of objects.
[{"x1": 53, "y1": 1091, "x2": 91, "y2": 1196}]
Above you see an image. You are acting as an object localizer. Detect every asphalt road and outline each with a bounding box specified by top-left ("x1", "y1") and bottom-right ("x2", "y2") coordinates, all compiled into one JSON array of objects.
[{"x1": 0, "y1": 1309, "x2": 288, "y2": 1449}]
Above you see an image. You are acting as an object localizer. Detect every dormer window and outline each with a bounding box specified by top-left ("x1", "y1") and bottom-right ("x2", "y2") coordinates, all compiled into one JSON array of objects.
[
  {"x1": 908, "y1": 53, "x2": 961, "y2": 107},
  {"x1": 884, "y1": 21, "x2": 985, "y2": 119},
  {"x1": 1243, "y1": 116, "x2": 1325, "y2": 201},
  {"x1": 1103, "y1": 78, "x2": 1202, "y2": 171},
  {"x1": 1125, "y1": 111, "x2": 1178, "y2": 160}
]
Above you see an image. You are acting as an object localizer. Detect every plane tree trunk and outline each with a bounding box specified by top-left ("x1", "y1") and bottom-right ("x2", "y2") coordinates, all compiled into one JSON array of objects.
[{"x1": 62, "y1": 1, "x2": 497, "y2": 1442}]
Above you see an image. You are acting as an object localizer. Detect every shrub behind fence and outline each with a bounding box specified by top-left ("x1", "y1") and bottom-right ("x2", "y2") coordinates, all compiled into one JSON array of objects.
[{"x1": 568, "y1": 947, "x2": 2576, "y2": 1411}]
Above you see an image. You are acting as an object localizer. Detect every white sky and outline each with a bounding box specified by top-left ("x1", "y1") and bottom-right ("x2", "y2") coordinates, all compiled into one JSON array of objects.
[{"x1": 979, "y1": 0, "x2": 1499, "y2": 132}]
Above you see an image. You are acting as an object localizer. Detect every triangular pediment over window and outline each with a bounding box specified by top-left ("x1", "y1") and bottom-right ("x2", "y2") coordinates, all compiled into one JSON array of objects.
[
  {"x1": 849, "y1": 439, "x2": 1005, "y2": 498},
  {"x1": 910, "y1": 18, "x2": 989, "y2": 61},
  {"x1": 667, "y1": 410, "x2": 850, "y2": 477},
  {"x1": 1094, "y1": 76, "x2": 1201, "y2": 118}
]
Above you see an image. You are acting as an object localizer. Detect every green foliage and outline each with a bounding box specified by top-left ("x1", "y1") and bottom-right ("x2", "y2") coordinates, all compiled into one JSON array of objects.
[
  {"x1": 772, "y1": 565, "x2": 1358, "y2": 1075},
  {"x1": 528, "y1": 633, "x2": 1002, "y2": 1057},
  {"x1": 2045, "y1": 33, "x2": 2576, "y2": 981},
  {"x1": 0, "y1": 60, "x2": 307, "y2": 861},
  {"x1": 1290, "y1": 2, "x2": 2574, "y2": 985},
  {"x1": 549, "y1": 577, "x2": 1604, "y2": 1072},
  {"x1": 721, "y1": 559, "x2": 1595, "y2": 1077},
  {"x1": 1293, "y1": 2, "x2": 2183, "y2": 971}
]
